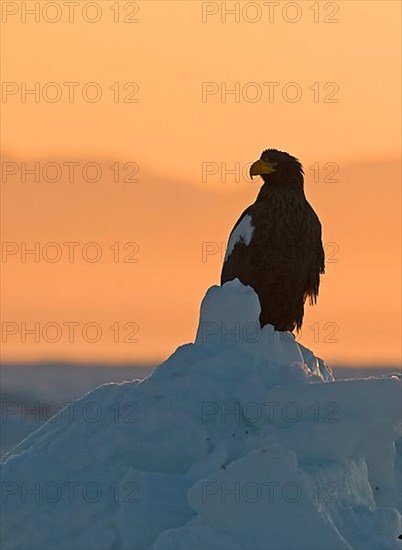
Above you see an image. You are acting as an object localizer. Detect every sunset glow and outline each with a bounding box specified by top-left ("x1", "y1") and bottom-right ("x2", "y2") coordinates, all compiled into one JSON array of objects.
[{"x1": 1, "y1": 1, "x2": 401, "y2": 366}]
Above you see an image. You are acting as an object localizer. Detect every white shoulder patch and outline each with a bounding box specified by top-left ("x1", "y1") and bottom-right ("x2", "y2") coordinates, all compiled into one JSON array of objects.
[{"x1": 225, "y1": 214, "x2": 255, "y2": 260}]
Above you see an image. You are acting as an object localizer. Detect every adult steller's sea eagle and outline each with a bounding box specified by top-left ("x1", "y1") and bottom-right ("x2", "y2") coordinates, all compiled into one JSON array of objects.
[{"x1": 221, "y1": 149, "x2": 325, "y2": 332}]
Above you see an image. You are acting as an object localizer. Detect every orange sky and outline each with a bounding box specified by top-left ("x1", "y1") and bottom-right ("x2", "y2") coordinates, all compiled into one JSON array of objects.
[{"x1": 1, "y1": 1, "x2": 401, "y2": 366}]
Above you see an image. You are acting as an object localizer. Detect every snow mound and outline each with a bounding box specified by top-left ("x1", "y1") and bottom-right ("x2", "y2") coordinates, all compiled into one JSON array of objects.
[{"x1": 1, "y1": 280, "x2": 401, "y2": 550}]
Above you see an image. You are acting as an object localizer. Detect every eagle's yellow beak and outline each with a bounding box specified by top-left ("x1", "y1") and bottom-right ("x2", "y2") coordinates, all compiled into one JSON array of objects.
[{"x1": 249, "y1": 159, "x2": 276, "y2": 179}]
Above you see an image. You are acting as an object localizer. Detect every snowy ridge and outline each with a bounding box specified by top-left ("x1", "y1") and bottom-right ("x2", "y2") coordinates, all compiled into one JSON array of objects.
[{"x1": 1, "y1": 280, "x2": 401, "y2": 550}]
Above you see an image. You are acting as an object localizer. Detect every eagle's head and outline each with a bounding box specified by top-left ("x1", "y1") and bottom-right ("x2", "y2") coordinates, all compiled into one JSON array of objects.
[{"x1": 249, "y1": 149, "x2": 304, "y2": 190}]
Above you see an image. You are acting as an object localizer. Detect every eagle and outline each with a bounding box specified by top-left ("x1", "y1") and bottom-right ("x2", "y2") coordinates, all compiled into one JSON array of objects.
[{"x1": 221, "y1": 149, "x2": 325, "y2": 332}]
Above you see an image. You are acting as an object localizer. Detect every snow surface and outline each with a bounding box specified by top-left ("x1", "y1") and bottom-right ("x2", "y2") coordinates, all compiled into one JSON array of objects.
[
  {"x1": 0, "y1": 364, "x2": 155, "y2": 457},
  {"x1": 225, "y1": 214, "x2": 254, "y2": 259},
  {"x1": 1, "y1": 279, "x2": 401, "y2": 550}
]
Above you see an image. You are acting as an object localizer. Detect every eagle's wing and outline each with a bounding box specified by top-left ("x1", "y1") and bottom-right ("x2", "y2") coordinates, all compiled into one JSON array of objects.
[
  {"x1": 304, "y1": 202, "x2": 325, "y2": 304},
  {"x1": 221, "y1": 206, "x2": 255, "y2": 284}
]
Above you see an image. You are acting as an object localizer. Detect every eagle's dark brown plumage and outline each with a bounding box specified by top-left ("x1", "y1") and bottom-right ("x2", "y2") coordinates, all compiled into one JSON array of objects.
[{"x1": 221, "y1": 149, "x2": 325, "y2": 332}]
